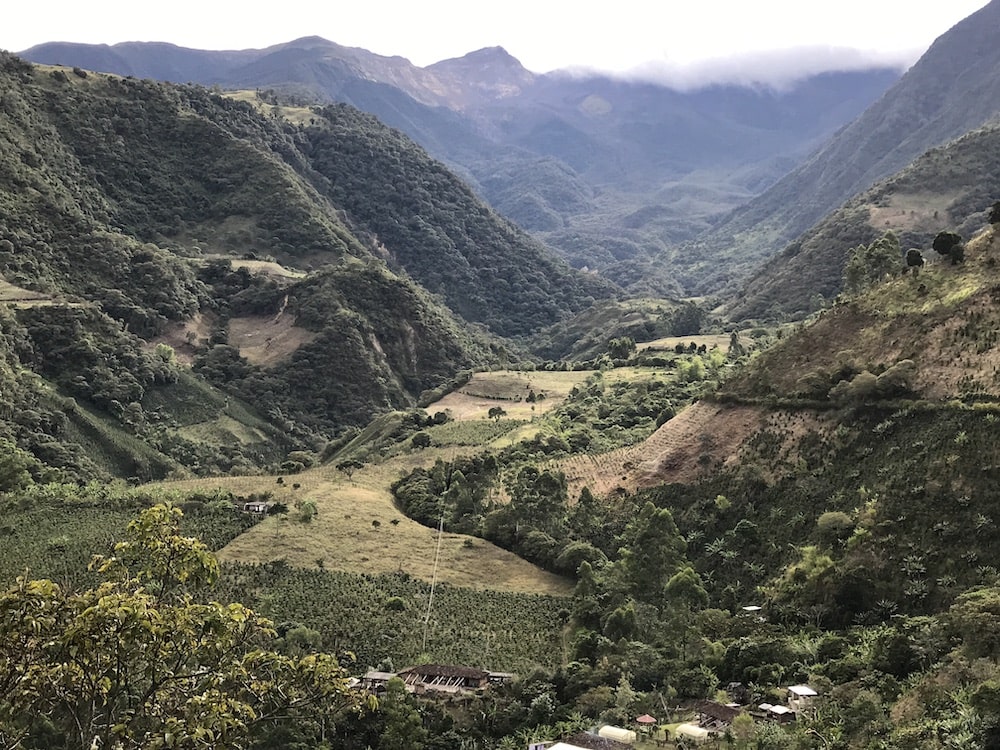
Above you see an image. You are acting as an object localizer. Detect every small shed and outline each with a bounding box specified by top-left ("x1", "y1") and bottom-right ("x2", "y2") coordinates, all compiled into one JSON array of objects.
[
  {"x1": 757, "y1": 703, "x2": 795, "y2": 723},
  {"x1": 597, "y1": 725, "x2": 637, "y2": 745},
  {"x1": 635, "y1": 714, "x2": 657, "y2": 733},
  {"x1": 676, "y1": 723, "x2": 711, "y2": 744},
  {"x1": 359, "y1": 671, "x2": 394, "y2": 693},
  {"x1": 695, "y1": 699, "x2": 742, "y2": 730},
  {"x1": 787, "y1": 684, "x2": 819, "y2": 713}
]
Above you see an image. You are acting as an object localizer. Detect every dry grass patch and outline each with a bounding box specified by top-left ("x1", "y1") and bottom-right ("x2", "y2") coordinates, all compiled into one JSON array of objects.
[
  {"x1": 229, "y1": 314, "x2": 316, "y2": 367},
  {"x1": 225, "y1": 91, "x2": 318, "y2": 126},
  {"x1": 149, "y1": 313, "x2": 215, "y2": 365},
  {"x1": 428, "y1": 370, "x2": 594, "y2": 421},
  {"x1": 179, "y1": 415, "x2": 270, "y2": 446},
  {"x1": 229, "y1": 259, "x2": 306, "y2": 279},
  {"x1": 868, "y1": 191, "x2": 962, "y2": 234},
  {"x1": 639, "y1": 334, "x2": 731, "y2": 352},
  {"x1": 162, "y1": 461, "x2": 572, "y2": 596},
  {"x1": 0, "y1": 279, "x2": 50, "y2": 303},
  {"x1": 554, "y1": 402, "x2": 767, "y2": 498}
]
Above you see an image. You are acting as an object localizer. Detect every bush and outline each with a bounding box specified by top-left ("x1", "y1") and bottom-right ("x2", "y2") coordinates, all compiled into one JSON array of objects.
[{"x1": 816, "y1": 511, "x2": 854, "y2": 546}]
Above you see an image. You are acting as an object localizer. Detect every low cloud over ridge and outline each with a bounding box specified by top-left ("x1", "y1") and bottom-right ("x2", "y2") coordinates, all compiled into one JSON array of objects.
[{"x1": 556, "y1": 46, "x2": 915, "y2": 90}]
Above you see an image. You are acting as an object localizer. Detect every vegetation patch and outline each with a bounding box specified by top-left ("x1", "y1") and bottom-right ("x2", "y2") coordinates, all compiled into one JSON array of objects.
[{"x1": 228, "y1": 313, "x2": 317, "y2": 367}]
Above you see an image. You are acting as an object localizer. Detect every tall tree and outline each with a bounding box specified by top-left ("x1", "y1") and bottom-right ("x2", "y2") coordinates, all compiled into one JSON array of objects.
[
  {"x1": 843, "y1": 231, "x2": 901, "y2": 295},
  {"x1": 0, "y1": 505, "x2": 368, "y2": 750},
  {"x1": 614, "y1": 502, "x2": 687, "y2": 605},
  {"x1": 378, "y1": 678, "x2": 427, "y2": 750}
]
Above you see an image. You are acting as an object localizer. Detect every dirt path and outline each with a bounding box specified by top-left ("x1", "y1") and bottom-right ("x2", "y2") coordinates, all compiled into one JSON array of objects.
[{"x1": 558, "y1": 401, "x2": 767, "y2": 499}]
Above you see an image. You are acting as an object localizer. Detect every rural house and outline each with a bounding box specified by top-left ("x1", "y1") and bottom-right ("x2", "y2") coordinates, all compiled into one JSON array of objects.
[
  {"x1": 786, "y1": 684, "x2": 819, "y2": 714},
  {"x1": 397, "y1": 664, "x2": 491, "y2": 693}
]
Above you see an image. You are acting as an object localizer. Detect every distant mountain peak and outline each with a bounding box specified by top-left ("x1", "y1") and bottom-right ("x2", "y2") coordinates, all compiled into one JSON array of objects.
[
  {"x1": 430, "y1": 46, "x2": 529, "y2": 72},
  {"x1": 427, "y1": 46, "x2": 534, "y2": 102},
  {"x1": 284, "y1": 35, "x2": 334, "y2": 46},
  {"x1": 454, "y1": 46, "x2": 521, "y2": 65}
]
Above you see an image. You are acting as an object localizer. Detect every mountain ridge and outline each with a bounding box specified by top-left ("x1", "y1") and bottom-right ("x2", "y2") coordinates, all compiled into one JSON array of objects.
[
  {"x1": 19, "y1": 37, "x2": 901, "y2": 293},
  {"x1": 700, "y1": 0, "x2": 1000, "y2": 305}
]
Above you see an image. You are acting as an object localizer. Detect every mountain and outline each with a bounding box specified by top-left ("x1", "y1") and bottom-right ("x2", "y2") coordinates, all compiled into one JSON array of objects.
[
  {"x1": 10, "y1": 45, "x2": 1000, "y2": 748},
  {"x1": 728, "y1": 122, "x2": 1000, "y2": 319},
  {"x1": 0, "y1": 52, "x2": 611, "y2": 481},
  {"x1": 696, "y1": 0, "x2": 1000, "y2": 301},
  {"x1": 18, "y1": 38, "x2": 900, "y2": 292}
]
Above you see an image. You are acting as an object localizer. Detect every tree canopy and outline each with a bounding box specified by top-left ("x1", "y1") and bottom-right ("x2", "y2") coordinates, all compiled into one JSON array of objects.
[{"x1": 0, "y1": 504, "x2": 370, "y2": 750}]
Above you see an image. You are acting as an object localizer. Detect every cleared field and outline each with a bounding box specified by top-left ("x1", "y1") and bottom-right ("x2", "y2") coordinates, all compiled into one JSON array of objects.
[
  {"x1": 638, "y1": 333, "x2": 731, "y2": 352},
  {"x1": 149, "y1": 312, "x2": 215, "y2": 365},
  {"x1": 554, "y1": 401, "x2": 768, "y2": 498},
  {"x1": 228, "y1": 312, "x2": 317, "y2": 367},
  {"x1": 428, "y1": 370, "x2": 594, "y2": 421},
  {"x1": 229, "y1": 259, "x2": 307, "y2": 279},
  {"x1": 0, "y1": 279, "x2": 49, "y2": 303},
  {"x1": 163, "y1": 458, "x2": 573, "y2": 597}
]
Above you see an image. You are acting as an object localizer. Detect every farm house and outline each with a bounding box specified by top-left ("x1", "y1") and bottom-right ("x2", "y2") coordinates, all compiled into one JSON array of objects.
[
  {"x1": 397, "y1": 664, "x2": 490, "y2": 693},
  {"x1": 787, "y1": 684, "x2": 819, "y2": 713}
]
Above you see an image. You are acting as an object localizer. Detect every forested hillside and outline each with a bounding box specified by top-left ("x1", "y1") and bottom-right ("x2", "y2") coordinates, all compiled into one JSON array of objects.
[
  {"x1": 728, "y1": 122, "x2": 1000, "y2": 319},
  {"x1": 698, "y1": 0, "x2": 1000, "y2": 300},
  {"x1": 0, "y1": 51, "x2": 611, "y2": 480},
  {"x1": 20, "y1": 37, "x2": 900, "y2": 295}
]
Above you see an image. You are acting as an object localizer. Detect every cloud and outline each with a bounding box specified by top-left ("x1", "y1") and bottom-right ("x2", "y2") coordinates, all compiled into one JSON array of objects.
[{"x1": 557, "y1": 46, "x2": 917, "y2": 91}]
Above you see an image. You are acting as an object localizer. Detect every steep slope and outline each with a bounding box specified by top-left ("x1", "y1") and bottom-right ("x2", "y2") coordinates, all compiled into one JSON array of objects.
[
  {"x1": 538, "y1": 224, "x2": 1000, "y2": 629},
  {"x1": 20, "y1": 38, "x2": 899, "y2": 292},
  {"x1": 693, "y1": 0, "x2": 1000, "y2": 295},
  {"x1": 729, "y1": 122, "x2": 1000, "y2": 319},
  {"x1": 0, "y1": 52, "x2": 607, "y2": 478},
  {"x1": 299, "y1": 103, "x2": 611, "y2": 335}
]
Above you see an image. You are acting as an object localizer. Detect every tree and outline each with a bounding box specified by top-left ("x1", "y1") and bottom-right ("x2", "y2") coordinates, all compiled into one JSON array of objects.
[
  {"x1": 377, "y1": 678, "x2": 427, "y2": 750},
  {"x1": 989, "y1": 201, "x2": 1000, "y2": 225},
  {"x1": 0, "y1": 439, "x2": 37, "y2": 492},
  {"x1": 615, "y1": 502, "x2": 687, "y2": 604},
  {"x1": 336, "y1": 459, "x2": 364, "y2": 478},
  {"x1": 844, "y1": 232, "x2": 901, "y2": 294},
  {"x1": 933, "y1": 231, "x2": 964, "y2": 264},
  {"x1": 411, "y1": 431, "x2": 432, "y2": 450},
  {"x1": 905, "y1": 248, "x2": 924, "y2": 274},
  {"x1": 488, "y1": 406, "x2": 507, "y2": 422},
  {"x1": 0, "y1": 505, "x2": 369, "y2": 750},
  {"x1": 666, "y1": 566, "x2": 709, "y2": 658},
  {"x1": 607, "y1": 337, "x2": 636, "y2": 360},
  {"x1": 670, "y1": 303, "x2": 705, "y2": 336},
  {"x1": 728, "y1": 331, "x2": 746, "y2": 358}
]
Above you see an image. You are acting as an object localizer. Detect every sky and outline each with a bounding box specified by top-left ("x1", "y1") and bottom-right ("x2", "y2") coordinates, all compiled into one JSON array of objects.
[{"x1": 3, "y1": 0, "x2": 991, "y2": 86}]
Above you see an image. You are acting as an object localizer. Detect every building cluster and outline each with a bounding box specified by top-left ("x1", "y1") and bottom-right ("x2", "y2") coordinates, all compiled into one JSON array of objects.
[
  {"x1": 356, "y1": 664, "x2": 514, "y2": 696},
  {"x1": 527, "y1": 683, "x2": 821, "y2": 749}
]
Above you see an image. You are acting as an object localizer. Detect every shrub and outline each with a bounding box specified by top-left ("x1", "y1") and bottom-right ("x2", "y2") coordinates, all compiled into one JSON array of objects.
[{"x1": 816, "y1": 511, "x2": 854, "y2": 546}]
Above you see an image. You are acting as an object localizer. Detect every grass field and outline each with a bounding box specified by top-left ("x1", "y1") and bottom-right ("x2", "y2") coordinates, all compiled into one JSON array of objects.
[
  {"x1": 145, "y1": 365, "x2": 717, "y2": 598},
  {"x1": 0, "y1": 279, "x2": 50, "y2": 303},
  {"x1": 164, "y1": 456, "x2": 573, "y2": 596},
  {"x1": 638, "y1": 333, "x2": 731, "y2": 352},
  {"x1": 430, "y1": 370, "x2": 594, "y2": 421}
]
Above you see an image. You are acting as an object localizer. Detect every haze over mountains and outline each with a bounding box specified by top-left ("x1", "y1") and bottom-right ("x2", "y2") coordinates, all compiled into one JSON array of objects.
[
  {"x1": 13, "y1": 0, "x2": 1000, "y2": 326},
  {"x1": 20, "y1": 37, "x2": 901, "y2": 298},
  {"x1": 701, "y1": 0, "x2": 1000, "y2": 310}
]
